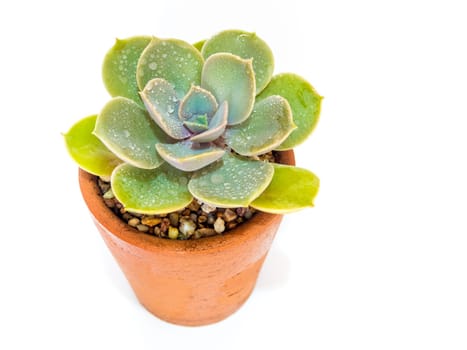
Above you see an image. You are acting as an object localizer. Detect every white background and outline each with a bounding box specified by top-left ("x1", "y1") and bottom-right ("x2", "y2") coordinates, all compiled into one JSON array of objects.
[{"x1": 1, "y1": 0, "x2": 466, "y2": 349}]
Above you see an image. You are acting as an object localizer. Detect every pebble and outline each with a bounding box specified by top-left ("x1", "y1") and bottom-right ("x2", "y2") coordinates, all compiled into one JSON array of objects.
[
  {"x1": 136, "y1": 224, "x2": 149, "y2": 232},
  {"x1": 187, "y1": 200, "x2": 200, "y2": 211},
  {"x1": 214, "y1": 217, "x2": 225, "y2": 233},
  {"x1": 169, "y1": 213, "x2": 179, "y2": 227},
  {"x1": 201, "y1": 203, "x2": 216, "y2": 213},
  {"x1": 223, "y1": 208, "x2": 238, "y2": 222},
  {"x1": 179, "y1": 218, "x2": 196, "y2": 236},
  {"x1": 194, "y1": 228, "x2": 216, "y2": 238},
  {"x1": 141, "y1": 217, "x2": 162, "y2": 226},
  {"x1": 128, "y1": 218, "x2": 140, "y2": 227},
  {"x1": 168, "y1": 226, "x2": 179, "y2": 239}
]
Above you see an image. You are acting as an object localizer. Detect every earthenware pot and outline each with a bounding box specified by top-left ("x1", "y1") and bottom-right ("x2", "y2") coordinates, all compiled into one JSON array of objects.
[{"x1": 79, "y1": 150, "x2": 295, "y2": 326}]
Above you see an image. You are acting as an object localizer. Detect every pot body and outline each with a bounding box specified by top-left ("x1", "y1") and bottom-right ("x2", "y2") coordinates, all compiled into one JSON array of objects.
[{"x1": 79, "y1": 151, "x2": 294, "y2": 326}]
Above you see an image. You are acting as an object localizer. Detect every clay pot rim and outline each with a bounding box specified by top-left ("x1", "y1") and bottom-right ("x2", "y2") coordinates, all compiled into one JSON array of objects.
[{"x1": 79, "y1": 150, "x2": 295, "y2": 255}]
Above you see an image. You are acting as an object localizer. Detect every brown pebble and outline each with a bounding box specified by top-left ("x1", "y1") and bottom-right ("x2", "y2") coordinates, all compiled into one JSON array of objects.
[
  {"x1": 128, "y1": 218, "x2": 140, "y2": 227},
  {"x1": 194, "y1": 228, "x2": 217, "y2": 238},
  {"x1": 169, "y1": 213, "x2": 179, "y2": 227},
  {"x1": 104, "y1": 199, "x2": 115, "y2": 208},
  {"x1": 236, "y1": 207, "x2": 247, "y2": 217},
  {"x1": 141, "y1": 217, "x2": 162, "y2": 227},
  {"x1": 182, "y1": 209, "x2": 190, "y2": 216},
  {"x1": 190, "y1": 213, "x2": 198, "y2": 222},
  {"x1": 154, "y1": 227, "x2": 161, "y2": 237},
  {"x1": 122, "y1": 213, "x2": 132, "y2": 221},
  {"x1": 244, "y1": 209, "x2": 253, "y2": 220},
  {"x1": 136, "y1": 224, "x2": 149, "y2": 232},
  {"x1": 207, "y1": 214, "x2": 216, "y2": 225},
  {"x1": 187, "y1": 200, "x2": 200, "y2": 211},
  {"x1": 198, "y1": 215, "x2": 207, "y2": 224},
  {"x1": 223, "y1": 208, "x2": 238, "y2": 222},
  {"x1": 160, "y1": 218, "x2": 170, "y2": 233}
]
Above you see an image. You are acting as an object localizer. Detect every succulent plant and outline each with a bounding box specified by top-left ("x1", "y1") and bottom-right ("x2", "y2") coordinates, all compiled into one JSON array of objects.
[{"x1": 64, "y1": 30, "x2": 321, "y2": 215}]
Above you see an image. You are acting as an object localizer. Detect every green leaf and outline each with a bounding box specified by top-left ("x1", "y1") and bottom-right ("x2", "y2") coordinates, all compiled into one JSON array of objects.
[
  {"x1": 140, "y1": 78, "x2": 190, "y2": 140},
  {"x1": 190, "y1": 101, "x2": 228, "y2": 143},
  {"x1": 111, "y1": 163, "x2": 193, "y2": 215},
  {"x1": 188, "y1": 153, "x2": 274, "y2": 208},
  {"x1": 251, "y1": 164, "x2": 319, "y2": 214},
  {"x1": 94, "y1": 97, "x2": 167, "y2": 169},
  {"x1": 201, "y1": 29, "x2": 274, "y2": 94},
  {"x1": 225, "y1": 95, "x2": 296, "y2": 156},
  {"x1": 102, "y1": 36, "x2": 151, "y2": 106},
  {"x1": 179, "y1": 85, "x2": 218, "y2": 120},
  {"x1": 63, "y1": 115, "x2": 121, "y2": 177},
  {"x1": 136, "y1": 38, "x2": 204, "y2": 98},
  {"x1": 156, "y1": 141, "x2": 225, "y2": 172},
  {"x1": 193, "y1": 39, "x2": 205, "y2": 51},
  {"x1": 201, "y1": 53, "x2": 255, "y2": 125},
  {"x1": 257, "y1": 73, "x2": 322, "y2": 150},
  {"x1": 183, "y1": 114, "x2": 209, "y2": 133}
]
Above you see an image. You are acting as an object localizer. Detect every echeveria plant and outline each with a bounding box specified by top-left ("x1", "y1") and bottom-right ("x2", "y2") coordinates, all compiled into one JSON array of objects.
[{"x1": 65, "y1": 30, "x2": 321, "y2": 215}]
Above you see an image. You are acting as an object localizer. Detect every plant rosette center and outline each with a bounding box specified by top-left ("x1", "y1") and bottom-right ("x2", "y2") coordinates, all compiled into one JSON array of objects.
[{"x1": 64, "y1": 30, "x2": 322, "y2": 239}]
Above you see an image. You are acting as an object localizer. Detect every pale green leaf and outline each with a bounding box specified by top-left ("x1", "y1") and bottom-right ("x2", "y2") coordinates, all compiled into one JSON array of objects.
[
  {"x1": 111, "y1": 163, "x2": 193, "y2": 214},
  {"x1": 140, "y1": 78, "x2": 190, "y2": 140},
  {"x1": 225, "y1": 95, "x2": 296, "y2": 156},
  {"x1": 64, "y1": 115, "x2": 121, "y2": 177},
  {"x1": 251, "y1": 164, "x2": 319, "y2": 213},
  {"x1": 156, "y1": 141, "x2": 225, "y2": 171},
  {"x1": 102, "y1": 36, "x2": 151, "y2": 106},
  {"x1": 188, "y1": 153, "x2": 273, "y2": 208},
  {"x1": 201, "y1": 53, "x2": 255, "y2": 125},
  {"x1": 94, "y1": 97, "x2": 166, "y2": 169},
  {"x1": 257, "y1": 73, "x2": 322, "y2": 150},
  {"x1": 136, "y1": 38, "x2": 204, "y2": 98},
  {"x1": 178, "y1": 85, "x2": 218, "y2": 120},
  {"x1": 201, "y1": 29, "x2": 274, "y2": 94},
  {"x1": 190, "y1": 101, "x2": 228, "y2": 143}
]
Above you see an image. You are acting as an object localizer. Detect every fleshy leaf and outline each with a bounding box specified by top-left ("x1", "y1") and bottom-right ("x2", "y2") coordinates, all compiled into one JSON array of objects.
[
  {"x1": 190, "y1": 101, "x2": 228, "y2": 143},
  {"x1": 179, "y1": 85, "x2": 218, "y2": 120},
  {"x1": 225, "y1": 95, "x2": 296, "y2": 156},
  {"x1": 188, "y1": 153, "x2": 274, "y2": 208},
  {"x1": 201, "y1": 30, "x2": 274, "y2": 94},
  {"x1": 140, "y1": 78, "x2": 190, "y2": 140},
  {"x1": 111, "y1": 163, "x2": 193, "y2": 214},
  {"x1": 193, "y1": 39, "x2": 205, "y2": 51},
  {"x1": 156, "y1": 141, "x2": 225, "y2": 172},
  {"x1": 136, "y1": 38, "x2": 204, "y2": 98},
  {"x1": 183, "y1": 114, "x2": 209, "y2": 133},
  {"x1": 63, "y1": 115, "x2": 121, "y2": 177},
  {"x1": 102, "y1": 36, "x2": 151, "y2": 106},
  {"x1": 256, "y1": 73, "x2": 322, "y2": 150},
  {"x1": 94, "y1": 97, "x2": 166, "y2": 169},
  {"x1": 201, "y1": 53, "x2": 255, "y2": 125},
  {"x1": 251, "y1": 164, "x2": 319, "y2": 213}
]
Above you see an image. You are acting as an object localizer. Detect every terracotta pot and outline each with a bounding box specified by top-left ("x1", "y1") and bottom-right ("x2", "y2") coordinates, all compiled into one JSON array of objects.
[{"x1": 79, "y1": 150, "x2": 295, "y2": 326}]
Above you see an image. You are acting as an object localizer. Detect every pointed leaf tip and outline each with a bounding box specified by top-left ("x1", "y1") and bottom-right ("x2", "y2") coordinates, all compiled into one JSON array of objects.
[
  {"x1": 202, "y1": 29, "x2": 274, "y2": 94},
  {"x1": 102, "y1": 36, "x2": 151, "y2": 105}
]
